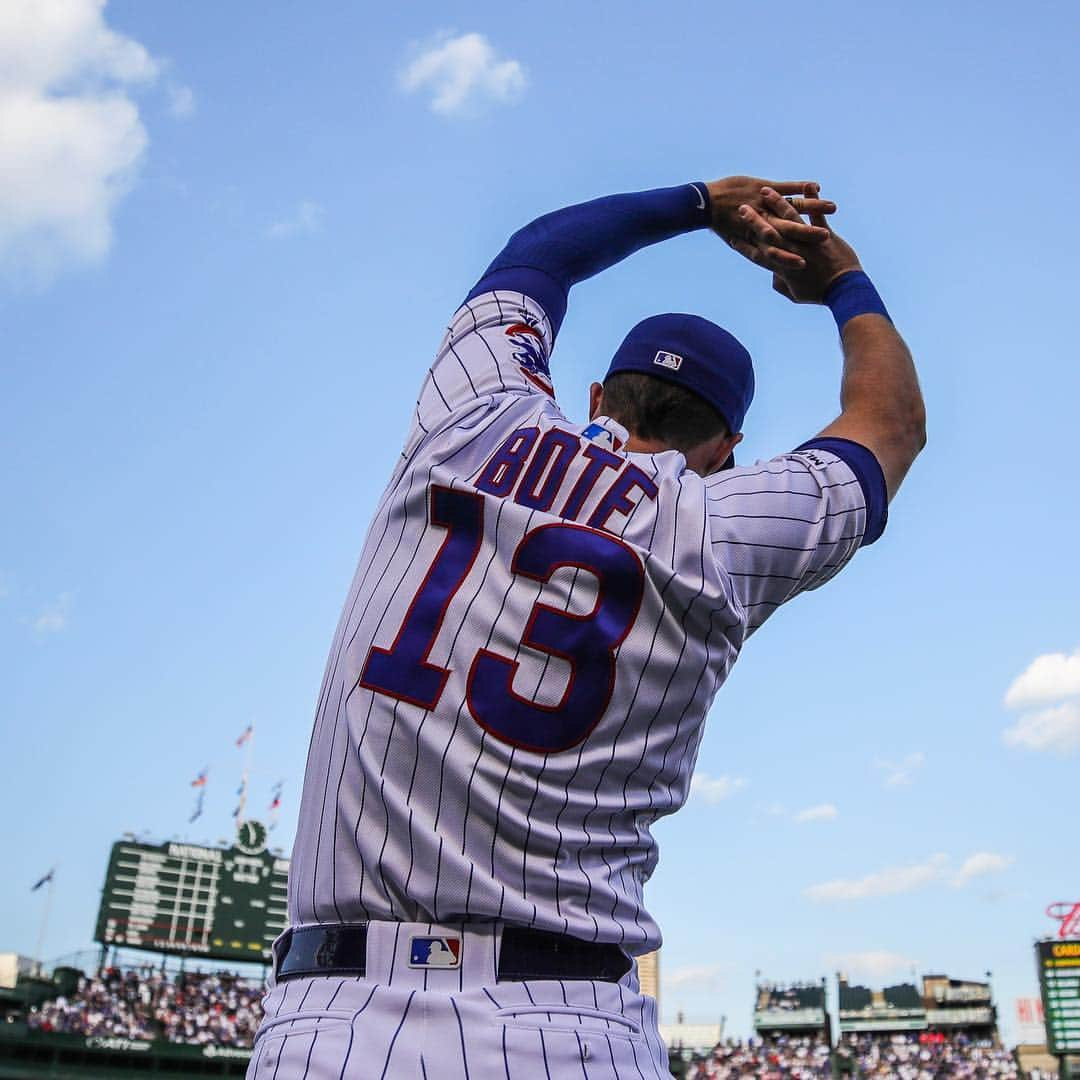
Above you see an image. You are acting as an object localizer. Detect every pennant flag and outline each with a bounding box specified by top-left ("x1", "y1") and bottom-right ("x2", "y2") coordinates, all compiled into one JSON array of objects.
[
  {"x1": 188, "y1": 769, "x2": 208, "y2": 821},
  {"x1": 233, "y1": 769, "x2": 249, "y2": 820},
  {"x1": 268, "y1": 780, "x2": 284, "y2": 829},
  {"x1": 236, "y1": 724, "x2": 253, "y2": 748},
  {"x1": 31, "y1": 869, "x2": 54, "y2": 891}
]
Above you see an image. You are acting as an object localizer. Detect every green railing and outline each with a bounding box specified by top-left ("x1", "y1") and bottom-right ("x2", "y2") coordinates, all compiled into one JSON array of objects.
[{"x1": 0, "y1": 1026, "x2": 250, "y2": 1078}]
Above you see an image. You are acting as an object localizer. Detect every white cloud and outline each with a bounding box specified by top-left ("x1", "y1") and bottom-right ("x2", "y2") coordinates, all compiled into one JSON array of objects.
[
  {"x1": 795, "y1": 803, "x2": 838, "y2": 823},
  {"x1": 33, "y1": 592, "x2": 72, "y2": 636},
  {"x1": 268, "y1": 200, "x2": 324, "y2": 239},
  {"x1": 1004, "y1": 647, "x2": 1080, "y2": 708},
  {"x1": 1002, "y1": 648, "x2": 1080, "y2": 755},
  {"x1": 0, "y1": 0, "x2": 158, "y2": 284},
  {"x1": 875, "y1": 751, "x2": 925, "y2": 787},
  {"x1": 807, "y1": 851, "x2": 1015, "y2": 902},
  {"x1": 805, "y1": 854, "x2": 948, "y2": 901},
  {"x1": 825, "y1": 950, "x2": 916, "y2": 979},
  {"x1": 952, "y1": 852, "x2": 1014, "y2": 888},
  {"x1": 690, "y1": 772, "x2": 747, "y2": 804},
  {"x1": 665, "y1": 964, "x2": 726, "y2": 990},
  {"x1": 747, "y1": 801, "x2": 786, "y2": 826},
  {"x1": 167, "y1": 83, "x2": 194, "y2": 119},
  {"x1": 1004, "y1": 701, "x2": 1080, "y2": 754},
  {"x1": 400, "y1": 32, "x2": 526, "y2": 115}
]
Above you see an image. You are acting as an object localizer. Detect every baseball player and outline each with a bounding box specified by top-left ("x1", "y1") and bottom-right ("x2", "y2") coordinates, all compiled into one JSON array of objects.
[{"x1": 248, "y1": 175, "x2": 924, "y2": 1078}]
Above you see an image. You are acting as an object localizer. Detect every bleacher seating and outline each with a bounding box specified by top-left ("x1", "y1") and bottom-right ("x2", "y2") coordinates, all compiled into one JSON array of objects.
[{"x1": 24, "y1": 965, "x2": 263, "y2": 1048}]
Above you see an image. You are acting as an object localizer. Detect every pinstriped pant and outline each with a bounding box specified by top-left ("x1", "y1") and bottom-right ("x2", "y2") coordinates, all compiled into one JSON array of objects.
[{"x1": 246, "y1": 922, "x2": 670, "y2": 1079}]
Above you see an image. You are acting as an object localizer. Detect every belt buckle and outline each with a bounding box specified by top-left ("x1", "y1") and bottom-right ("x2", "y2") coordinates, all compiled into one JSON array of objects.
[{"x1": 408, "y1": 934, "x2": 461, "y2": 969}]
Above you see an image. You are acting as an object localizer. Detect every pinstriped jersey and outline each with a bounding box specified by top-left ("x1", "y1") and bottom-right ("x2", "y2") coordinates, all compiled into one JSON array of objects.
[{"x1": 287, "y1": 289, "x2": 874, "y2": 953}]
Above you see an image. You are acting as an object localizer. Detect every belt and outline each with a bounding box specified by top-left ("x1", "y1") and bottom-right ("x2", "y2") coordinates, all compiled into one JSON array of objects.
[{"x1": 274, "y1": 924, "x2": 633, "y2": 983}]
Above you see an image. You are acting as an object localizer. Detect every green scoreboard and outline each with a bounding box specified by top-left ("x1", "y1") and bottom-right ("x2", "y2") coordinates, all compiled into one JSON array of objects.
[
  {"x1": 94, "y1": 821, "x2": 288, "y2": 964},
  {"x1": 1037, "y1": 939, "x2": 1080, "y2": 1055}
]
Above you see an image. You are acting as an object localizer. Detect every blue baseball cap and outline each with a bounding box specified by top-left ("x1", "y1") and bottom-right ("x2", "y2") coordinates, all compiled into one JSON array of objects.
[{"x1": 604, "y1": 313, "x2": 755, "y2": 435}]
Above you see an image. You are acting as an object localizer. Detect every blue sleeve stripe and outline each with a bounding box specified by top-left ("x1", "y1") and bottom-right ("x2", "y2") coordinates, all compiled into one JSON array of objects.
[
  {"x1": 464, "y1": 266, "x2": 569, "y2": 335},
  {"x1": 794, "y1": 436, "x2": 888, "y2": 546}
]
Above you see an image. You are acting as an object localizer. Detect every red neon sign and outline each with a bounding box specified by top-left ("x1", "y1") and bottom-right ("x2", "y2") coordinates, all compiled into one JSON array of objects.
[{"x1": 1046, "y1": 902, "x2": 1080, "y2": 939}]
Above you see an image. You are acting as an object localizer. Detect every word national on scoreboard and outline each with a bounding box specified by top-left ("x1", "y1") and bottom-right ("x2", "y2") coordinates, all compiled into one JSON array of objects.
[
  {"x1": 1036, "y1": 938, "x2": 1080, "y2": 1056},
  {"x1": 94, "y1": 820, "x2": 288, "y2": 964}
]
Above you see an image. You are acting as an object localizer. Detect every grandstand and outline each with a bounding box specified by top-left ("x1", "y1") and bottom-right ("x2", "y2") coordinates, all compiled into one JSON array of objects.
[
  {"x1": 670, "y1": 970, "x2": 1046, "y2": 1078},
  {"x1": 838, "y1": 974, "x2": 928, "y2": 1034},
  {"x1": 0, "y1": 957, "x2": 1065, "y2": 1078},
  {"x1": 924, "y1": 973, "x2": 998, "y2": 1038},
  {"x1": 837, "y1": 971, "x2": 1001, "y2": 1042},
  {"x1": 753, "y1": 980, "x2": 831, "y2": 1043},
  {"x1": 684, "y1": 1033, "x2": 1025, "y2": 1078},
  {"x1": 3, "y1": 913, "x2": 1074, "y2": 1080},
  {"x1": 0, "y1": 958, "x2": 258, "y2": 1078}
]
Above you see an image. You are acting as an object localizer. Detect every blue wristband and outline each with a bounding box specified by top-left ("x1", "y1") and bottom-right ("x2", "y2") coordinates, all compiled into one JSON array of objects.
[{"x1": 825, "y1": 270, "x2": 891, "y2": 332}]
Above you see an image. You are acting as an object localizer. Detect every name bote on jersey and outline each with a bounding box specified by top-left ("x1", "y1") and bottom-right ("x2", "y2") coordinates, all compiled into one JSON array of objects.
[{"x1": 474, "y1": 422, "x2": 656, "y2": 529}]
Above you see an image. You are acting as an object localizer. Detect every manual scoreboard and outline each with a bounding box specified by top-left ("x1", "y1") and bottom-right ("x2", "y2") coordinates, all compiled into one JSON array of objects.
[
  {"x1": 94, "y1": 821, "x2": 288, "y2": 964},
  {"x1": 1037, "y1": 939, "x2": 1080, "y2": 1055}
]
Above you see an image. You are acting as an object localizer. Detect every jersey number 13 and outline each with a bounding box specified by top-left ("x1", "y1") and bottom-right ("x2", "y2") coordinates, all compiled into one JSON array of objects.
[{"x1": 359, "y1": 485, "x2": 644, "y2": 753}]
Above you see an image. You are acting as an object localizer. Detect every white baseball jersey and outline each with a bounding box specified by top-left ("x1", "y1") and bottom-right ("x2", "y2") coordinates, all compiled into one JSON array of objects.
[{"x1": 286, "y1": 288, "x2": 874, "y2": 955}]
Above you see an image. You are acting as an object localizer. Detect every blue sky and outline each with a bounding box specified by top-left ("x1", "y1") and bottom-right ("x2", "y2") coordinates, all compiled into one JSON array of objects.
[{"x1": 2, "y1": 0, "x2": 1079, "y2": 1046}]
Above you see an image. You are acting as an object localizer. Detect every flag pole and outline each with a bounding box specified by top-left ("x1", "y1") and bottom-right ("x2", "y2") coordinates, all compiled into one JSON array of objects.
[
  {"x1": 245, "y1": 723, "x2": 255, "y2": 815},
  {"x1": 34, "y1": 874, "x2": 55, "y2": 976}
]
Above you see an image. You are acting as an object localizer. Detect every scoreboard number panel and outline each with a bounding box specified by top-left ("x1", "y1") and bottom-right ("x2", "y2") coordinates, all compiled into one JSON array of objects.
[
  {"x1": 94, "y1": 821, "x2": 288, "y2": 964},
  {"x1": 1037, "y1": 939, "x2": 1080, "y2": 1055}
]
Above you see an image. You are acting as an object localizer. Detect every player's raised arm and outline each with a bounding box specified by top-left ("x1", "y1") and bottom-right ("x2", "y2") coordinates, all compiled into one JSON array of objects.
[
  {"x1": 706, "y1": 186, "x2": 925, "y2": 635},
  {"x1": 466, "y1": 176, "x2": 835, "y2": 337},
  {"x1": 463, "y1": 182, "x2": 713, "y2": 340},
  {"x1": 738, "y1": 186, "x2": 927, "y2": 500},
  {"x1": 815, "y1": 304, "x2": 926, "y2": 500},
  {"x1": 411, "y1": 178, "x2": 836, "y2": 443}
]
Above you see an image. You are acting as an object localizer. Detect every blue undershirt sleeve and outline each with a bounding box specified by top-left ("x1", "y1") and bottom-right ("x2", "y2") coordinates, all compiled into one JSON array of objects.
[
  {"x1": 794, "y1": 436, "x2": 888, "y2": 546},
  {"x1": 465, "y1": 182, "x2": 713, "y2": 336}
]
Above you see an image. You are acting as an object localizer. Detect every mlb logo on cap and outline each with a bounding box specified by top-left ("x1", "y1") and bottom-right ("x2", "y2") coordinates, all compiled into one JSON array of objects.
[
  {"x1": 409, "y1": 936, "x2": 461, "y2": 969},
  {"x1": 606, "y1": 313, "x2": 755, "y2": 436}
]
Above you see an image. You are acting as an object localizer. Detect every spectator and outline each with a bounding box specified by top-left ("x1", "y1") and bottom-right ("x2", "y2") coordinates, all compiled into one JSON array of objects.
[
  {"x1": 25, "y1": 965, "x2": 263, "y2": 1048},
  {"x1": 683, "y1": 1033, "x2": 1025, "y2": 1079}
]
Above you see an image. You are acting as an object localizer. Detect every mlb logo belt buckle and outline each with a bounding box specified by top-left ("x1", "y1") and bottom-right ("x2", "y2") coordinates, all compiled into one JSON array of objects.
[{"x1": 409, "y1": 935, "x2": 461, "y2": 969}]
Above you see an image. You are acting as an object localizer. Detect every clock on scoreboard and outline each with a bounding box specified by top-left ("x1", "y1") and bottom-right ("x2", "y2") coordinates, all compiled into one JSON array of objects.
[{"x1": 94, "y1": 821, "x2": 289, "y2": 964}]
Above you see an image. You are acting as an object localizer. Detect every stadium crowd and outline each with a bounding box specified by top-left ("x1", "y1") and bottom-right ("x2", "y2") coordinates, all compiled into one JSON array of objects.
[
  {"x1": 685, "y1": 1035, "x2": 832, "y2": 1077},
  {"x1": 25, "y1": 965, "x2": 263, "y2": 1047},
  {"x1": 19, "y1": 970, "x2": 1052, "y2": 1077},
  {"x1": 684, "y1": 1033, "x2": 1027, "y2": 1079}
]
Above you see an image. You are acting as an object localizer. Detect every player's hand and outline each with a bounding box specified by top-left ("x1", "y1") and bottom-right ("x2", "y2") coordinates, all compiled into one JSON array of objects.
[
  {"x1": 733, "y1": 185, "x2": 863, "y2": 303},
  {"x1": 707, "y1": 177, "x2": 835, "y2": 272}
]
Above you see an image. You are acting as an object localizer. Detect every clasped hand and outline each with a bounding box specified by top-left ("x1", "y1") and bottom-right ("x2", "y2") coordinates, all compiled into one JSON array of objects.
[{"x1": 706, "y1": 176, "x2": 861, "y2": 303}]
